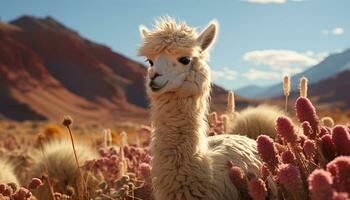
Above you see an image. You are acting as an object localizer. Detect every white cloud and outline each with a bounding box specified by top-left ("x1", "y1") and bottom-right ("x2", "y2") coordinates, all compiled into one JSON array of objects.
[
  {"x1": 243, "y1": 0, "x2": 304, "y2": 4},
  {"x1": 333, "y1": 27, "x2": 345, "y2": 35},
  {"x1": 243, "y1": 69, "x2": 281, "y2": 80},
  {"x1": 244, "y1": 0, "x2": 286, "y2": 3},
  {"x1": 211, "y1": 67, "x2": 238, "y2": 81},
  {"x1": 321, "y1": 30, "x2": 329, "y2": 35},
  {"x1": 242, "y1": 49, "x2": 328, "y2": 81},
  {"x1": 243, "y1": 49, "x2": 327, "y2": 71},
  {"x1": 322, "y1": 27, "x2": 345, "y2": 36}
]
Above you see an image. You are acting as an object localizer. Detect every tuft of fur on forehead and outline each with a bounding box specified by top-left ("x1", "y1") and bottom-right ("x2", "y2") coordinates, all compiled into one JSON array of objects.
[{"x1": 138, "y1": 16, "x2": 203, "y2": 58}]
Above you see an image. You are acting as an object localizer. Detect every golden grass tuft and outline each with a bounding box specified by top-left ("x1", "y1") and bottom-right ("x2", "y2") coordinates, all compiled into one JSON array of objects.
[
  {"x1": 228, "y1": 105, "x2": 284, "y2": 139},
  {"x1": 321, "y1": 116, "x2": 335, "y2": 128},
  {"x1": 0, "y1": 159, "x2": 19, "y2": 186},
  {"x1": 30, "y1": 140, "x2": 97, "y2": 200},
  {"x1": 42, "y1": 124, "x2": 65, "y2": 141},
  {"x1": 299, "y1": 76, "x2": 308, "y2": 98},
  {"x1": 283, "y1": 75, "x2": 291, "y2": 114},
  {"x1": 227, "y1": 91, "x2": 235, "y2": 114}
]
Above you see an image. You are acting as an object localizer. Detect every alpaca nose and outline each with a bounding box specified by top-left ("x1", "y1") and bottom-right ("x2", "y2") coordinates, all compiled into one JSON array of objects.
[
  {"x1": 147, "y1": 67, "x2": 155, "y2": 79},
  {"x1": 151, "y1": 73, "x2": 161, "y2": 81}
]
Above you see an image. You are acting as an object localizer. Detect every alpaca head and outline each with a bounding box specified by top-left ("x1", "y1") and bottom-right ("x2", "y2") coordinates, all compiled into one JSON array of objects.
[{"x1": 138, "y1": 17, "x2": 218, "y2": 99}]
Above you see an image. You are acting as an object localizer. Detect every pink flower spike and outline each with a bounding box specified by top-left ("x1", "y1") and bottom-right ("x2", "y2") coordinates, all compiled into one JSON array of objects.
[
  {"x1": 54, "y1": 192, "x2": 62, "y2": 198},
  {"x1": 228, "y1": 166, "x2": 245, "y2": 186},
  {"x1": 28, "y1": 178, "x2": 43, "y2": 190},
  {"x1": 332, "y1": 192, "x2": 350, "y2": 200},
  {"x1": 276, "y1": 116, "x2": 298, "y2": 144},
  {"x1": 13, "y1": 187, "x2": 32, "y2": 199},
  {"x1": 299, "y1": 135, "x2": 307, "y2": 147},
  {"x1": 248, "y1": 178, "x2": 267, "y2": 200},
  {"x1": 303, "y1": 139, "x2": 316, "y2": 158},
  {"x1": 301, "y1": 121, "x2": 312, "y2": 137},
  {"x1": 327, "y1": 156, "x2": 350, "y2": 194},
  {"x1": 261, "y1": 164, "x2": 270, "y2": 178},
  {"x1": 227, "y1": 160, "x2": 234, "y2": 169},
  {"x1": 295, "y1": 97, "x2": 320, "y2": 136},
  {"x1": 281, "y1": 150, "x2": 296, "y2": 165},
  {"x1": 321, "y1": 134, "x2": 336, "y2": 161},
  {"x1": 3, "y1": 186, "x2": 12, "y2": 197},
  {"x1": 308, "y1": 169, "x2": 335, "y2": 200},
  {"x1": 332, "y1": 125, "x2": 350, "y2": 155},
  {"x1": 256, "y1": 135, "x2": 279, "y2": 173},
  {"x1": 277, "y1": 164, "x2": 306, "y2": 199},
  {"x1": 320, "y1": 127, "x2": 330, "y2": 137},
  {"x1": 98, "y1": 148, "x2": 108, "y2": 157},
  {"x1": 139, "y1": 162, "x2": 151, "y2": 180},
  {"x1": 277, "y1": 164, "x2": 301, "y2": 187},
  {"x1": 0, "y1": 183, "x2": 6, "y2": 194}
]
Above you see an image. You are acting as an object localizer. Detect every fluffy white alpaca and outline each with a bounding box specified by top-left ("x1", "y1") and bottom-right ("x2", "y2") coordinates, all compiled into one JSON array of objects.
[
  {"x1": 0, "y1": 159, "x2": 19, "y2": 185},
  {"x1": 138, "y1": 17, "x2": 271, "y2": 200}
]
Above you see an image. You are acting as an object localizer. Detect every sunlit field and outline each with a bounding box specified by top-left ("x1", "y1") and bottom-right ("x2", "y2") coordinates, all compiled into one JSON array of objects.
[
  {"x1": 1, "y1": 1, "x2": 350, "y2": 200},
  {"x1": 1, "y1": 84, "x2": 350, "y2": 199}
]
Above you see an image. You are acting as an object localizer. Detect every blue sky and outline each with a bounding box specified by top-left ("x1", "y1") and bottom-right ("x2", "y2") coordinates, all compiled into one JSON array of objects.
[{"x1": 1, "y1": 0, "x2": 349, "y2": 90}]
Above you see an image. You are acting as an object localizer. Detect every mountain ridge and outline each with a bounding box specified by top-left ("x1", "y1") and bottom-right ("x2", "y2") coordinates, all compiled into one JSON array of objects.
[
  {"x1": 0, "y1": 15, "x2": 253, "y2": 122},
  {"x1": 237, "y1": 49, "x2": 350, "y2": 98}
]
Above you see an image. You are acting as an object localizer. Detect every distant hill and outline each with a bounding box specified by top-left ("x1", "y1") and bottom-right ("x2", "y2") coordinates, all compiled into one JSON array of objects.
[
  {"x1": 288, "y1": 70, "x2": 350, "y2": 109},
  {"x1": 0, "y1": 16, "x2": 254, "y2": 122},
  {"x1": 238, "y1": 49, "x2": 350, "y2": 98},
  {"x1": 236, "y1": 85, "x2": 266, "y2": 98}
]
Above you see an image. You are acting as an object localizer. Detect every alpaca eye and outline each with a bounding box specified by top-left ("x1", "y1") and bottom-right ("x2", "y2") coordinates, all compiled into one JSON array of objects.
[
  {"x1": 178, "y1": 57, "x2": 191, "y2": 65},
  {"x1": 146, "y1": 59, "x2": 154, "y2": 66}
]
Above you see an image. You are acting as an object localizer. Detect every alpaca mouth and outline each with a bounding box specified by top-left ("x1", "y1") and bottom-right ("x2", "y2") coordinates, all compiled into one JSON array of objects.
[{"x1": 149, "y1": 81, "x2": 168, "y2": 92}]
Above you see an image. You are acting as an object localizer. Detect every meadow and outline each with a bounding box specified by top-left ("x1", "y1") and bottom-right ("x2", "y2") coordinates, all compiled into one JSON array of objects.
[
  {"x1": 0, "y1": 119, "x2": 153, "y2": 200},
  {"x1": 1, "y1": 76, "x2": 350, "y2": 200},
  {"x1": 1, "y1": 1, "x2": 349, "y2": 199}
]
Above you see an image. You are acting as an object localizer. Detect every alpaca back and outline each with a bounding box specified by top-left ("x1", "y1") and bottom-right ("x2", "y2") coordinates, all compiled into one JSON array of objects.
[
  {"x1": 0, "y1": 159, "x2": 19, "y2": 185},
  {"x1": 228, "y1": 104, "x2": 283, "y2": 139},
  {"x1": 30, "y1": 139, "x2": 97, "y2": 199}
]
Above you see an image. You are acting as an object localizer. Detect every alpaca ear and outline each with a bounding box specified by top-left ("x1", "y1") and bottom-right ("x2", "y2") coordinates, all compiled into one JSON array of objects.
[
  {"x1": 197, "y1": 20, "x2": 218, "y2": 51},
  {"x1": 139, "y1": 25, "x2": 150, "y2": 38}
]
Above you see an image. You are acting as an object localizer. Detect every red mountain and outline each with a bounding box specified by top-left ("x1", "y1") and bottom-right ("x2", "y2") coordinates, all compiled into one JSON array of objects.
[
  {"x1": 0, "y1": 16, "x2": 251, "y2": 123},
  {"x1": 305, "y1": 70, "x2": 350, "y2": 109}
]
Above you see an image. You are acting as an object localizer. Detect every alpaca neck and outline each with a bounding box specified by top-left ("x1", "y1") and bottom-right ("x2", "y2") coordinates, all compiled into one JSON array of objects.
[{"x1": 150, "y1": 93, "x2": 208, "y2": 159}]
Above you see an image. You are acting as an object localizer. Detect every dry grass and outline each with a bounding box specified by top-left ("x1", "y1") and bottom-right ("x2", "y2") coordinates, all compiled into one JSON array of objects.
[
  {"x1": 0, "y1": 100, "x2": 349, "y2": 200},
  {"x1": 0, "y1": 119, "x2": 152, "y2": 199}
]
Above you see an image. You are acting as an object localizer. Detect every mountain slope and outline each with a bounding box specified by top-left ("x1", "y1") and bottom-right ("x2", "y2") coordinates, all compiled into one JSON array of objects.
[
  {"x1": 236, "y1": 85, "x2": 267, "y2": 98},
  {"x1": 0, "y1": 16, "x2": 149, "y2": 122},
  {"x1": 290, "y1": 70, "x2": 350, "y2": 109},
  {"x1": 10, "y1": 16, "x2": 146, "y2": 110},
  {"x1": 0, "y1": 20, "x2": 143, "y2": 122},
  {"x1": 0, "y1": 15, "x2": 253, "y2": 122}
]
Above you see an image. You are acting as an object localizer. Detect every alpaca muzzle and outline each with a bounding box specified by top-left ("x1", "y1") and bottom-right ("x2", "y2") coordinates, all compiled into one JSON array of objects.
[{"x1": 149, "y1": 80, "x2": 168, "y2": 92}]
